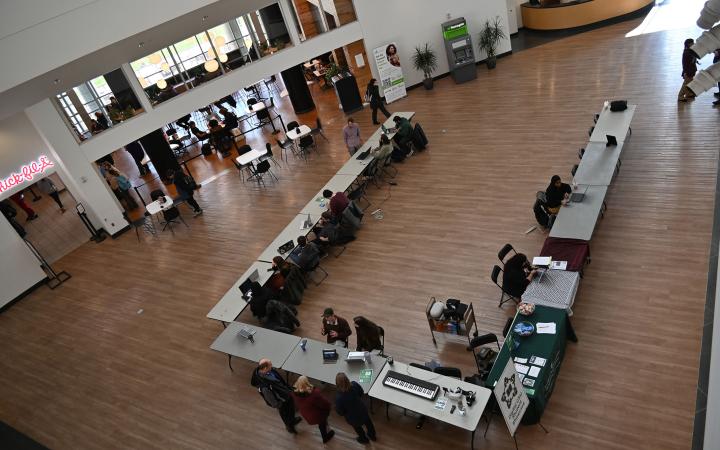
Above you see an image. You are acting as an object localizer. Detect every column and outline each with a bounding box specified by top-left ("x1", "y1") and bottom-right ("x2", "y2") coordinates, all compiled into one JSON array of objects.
[
  {"x1": 120, "y1": 63, "x2": 153, "y2": 113},
  {"x1": 281, "y1": 64, "x2": 315, "y2": 113},
  {"x1": 138, "y1": 129, "x2": 181, "y2": 180},
  {"x1": 104, "y1": 68, "x2": 142, "y2": 110},
  {"x1": 277, "y1": 0, "x2": 302, "y2": 46}
]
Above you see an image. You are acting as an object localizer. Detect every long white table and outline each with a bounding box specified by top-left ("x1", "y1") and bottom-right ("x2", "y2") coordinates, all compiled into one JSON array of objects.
[
  {"x1": 300, "y1": 174, "x2": 358, "y2": 216},
  {"x1": 206, "y1": 261, "x2": 274, "y2": 322},
  {"x1": 369, "y1": 361, "x2": 491, "y2": 449},
  {"x1": 573, "y1": 141, "x2": 623, "y2": 186},
  {"x1": 549, "y1": 184, "x2": 608, "y2": 241},
  {"x1": 256, "y1": 213, "x2": 322, "y2": 263},
  {"x1": 589, "y1": 104, "x2": 636, "y2": 143},
  {"x1": 210, "y1": 322, "x2": 301, "y2": 371}
]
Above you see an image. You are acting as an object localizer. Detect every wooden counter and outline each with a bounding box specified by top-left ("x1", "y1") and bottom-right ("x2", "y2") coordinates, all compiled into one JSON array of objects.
[{"x1": 521, "y1": 0, "x2": 655, "y2": 30}]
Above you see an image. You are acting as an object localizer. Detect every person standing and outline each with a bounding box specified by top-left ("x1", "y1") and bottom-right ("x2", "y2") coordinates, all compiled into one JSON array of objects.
[
  {"x1": 251, "y1": 359, "x2": 303, "y2": 434},
  {"x1": 167, "y1": 168, "x2": 203, "y2": 217},
  {"x1": 321, "y1": 308, "x2": 352, "y2": 347},
  {"x1": 713, "y1": 49, "x2": 720, "y2": 106},
  {"x1": 125, "y1": 141, "x2": 148, "y2": 176},
  {"x1": 343, "y1": 118, "x2": 362, "y2": 156},
  {"x1": 109, "y1": 167, "x2": 138, "y2": 210},
  {"x1": 10, "y1": 192, "x2": 38, "y2": 220},
  {"x1": 366, "y1": 78, "x2": 391, "y2": 125},
  {"x1": 37, "y1": 178, "x2": 66, "y2": 213},
  {"x1": 292, "y1": 376, "x2": 335, "y2": 443},
  {"x1": 1, "y1": 200, "x2": 26, "y2": 237},
  {"x1": 335, "y1": 372, "x2": 377, "y2": 443},
  {"x1": 678, "y1": 38, "x2": 698, "y2": 102}
]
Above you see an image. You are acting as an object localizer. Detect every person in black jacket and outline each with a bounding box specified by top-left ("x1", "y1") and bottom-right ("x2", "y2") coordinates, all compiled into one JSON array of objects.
[
  {"x1": 262, "y1": 300, "x2": 300, "y2": 333},
  {"x1": 167, "y1": 168, "x2": 203, "y2": 216},
  {"x1": 250, "y1": 359, "x2": 302, "y2": 433},
  {"x1": 366, "y1": 78, "x2": 391, "y2": 125},
  {"x1": 544, "y1": 175, "x2": 572, "y2": 214},
  {"x1": 125, "y1": 140, "x2": 148, "y2": 176},
  {"x1": 502, "y1": 253, "x2": 538, "y2": 298},
  {"x1": 678, "y1": 38, "x2": 698, "y2": 102},
  {"x1": 335, "y1": 372, "x2": 376, "y2": 443}
]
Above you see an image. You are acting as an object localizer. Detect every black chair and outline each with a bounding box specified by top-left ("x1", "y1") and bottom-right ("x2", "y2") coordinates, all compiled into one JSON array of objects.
[
  {"x1": 275, "y1": 138, "x2": 297, "y2": 162},
  {"x1": 260, "y1": 142, "x2": 282, "y2": 168},
  {"x1": 348, "y1": 179, "x2": 371, "y2": 210},
  {"x1": 298, "y1": 134, "x2": 315, "y2": 155},
  {"x1": 469, "y1": 333, "x2": 500, "y2": 373},
  {"x1": 593, "y1": 113, "x2": 600, "y2": 123},
  {"x1": 286, "y1": 121, "x2": 299, "y2": 132},
  {"x1": 131, "y1": 212, "x2": 156, "y2": 242},
  {"x1": 377, "y1": 153, "x2": 397, "y2": 181},
  {"x1": 578, "y1": 148, "x2": 585, "y2": 159},
  {"x1": 571, "y1": 164, "x2": 579, "y2": 176},
  {"x1": 253, "y1": 160, "x2": 278, "y2": 186},
  {"x1": 434, "y1": 366, "x2": 462, "y2": 379},
  {"x1": 502, "y1": 316, "x2": 513, "y2": 337},
  {"x1": 377, "y1": 326, "x2": 385, "y2": 356},
  {"x1": 150, "y1": 189, "x2": 164, "y2": 201},
  {"x1": 588, "y1": 126, "x2": 595, "y2": 137},
  {"x1": 247, "y1": 98, "x2": 258, "y2": 107},
  {"x1": 238, "y1": 144, "x2": 252, "y2": 155},
  {"x1": 310, "y1": 117, "x2": 329, "y2": 142},
  {"x1": 306, "y1": 260, "x2": 328, "y2": 286},
  {"x1": 161, "y1": 206, "x2": 188, "y2": 234},
  {"x1": 491, "y1": 265, "x2": 521, "y2": 307},
  {"x1": 364, "y1": 159, "x2": 382, "y2": 188},
  {"x1": 497, "y1": 243, "x2": 517, "y2": 265}
]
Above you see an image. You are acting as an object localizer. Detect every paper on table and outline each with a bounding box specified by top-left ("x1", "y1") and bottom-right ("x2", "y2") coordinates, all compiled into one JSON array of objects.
[
  {"x1": 551, "y1": 260, "x2": 568, "y2": 270},
  {"x1": 528, "y1": 366, "x2": 541, "y2": 378},
  {"x1": 533, "y1": 256, "x2": 552, "y2": 267},
  {"x1": 514, "y1": 357, "x2": 528, "y2": 364},
  {"x1": 536, "y1": 322, "x2": 557, "y2": 334},
  {"x1": 529, "y1": 356, "x2": 547, "y2": 367},
  {"x1": 514, "y1": 364, "x2": 530, "y2": 375}
]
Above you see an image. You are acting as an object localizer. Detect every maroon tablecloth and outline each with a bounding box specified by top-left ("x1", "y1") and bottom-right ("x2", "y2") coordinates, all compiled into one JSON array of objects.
[{"x1": 539, "y1": 237, "x2": 590, "y2": 271}]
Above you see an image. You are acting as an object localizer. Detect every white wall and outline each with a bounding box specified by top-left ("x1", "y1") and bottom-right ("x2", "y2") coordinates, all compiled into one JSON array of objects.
[
  {"x1": 0, "y1": 112, "x2": 59, "y2": 201},
  {"x1": 353, "y1": 0, "x2": 512, "y2": 88},
  {"x1": 0, "y1": 215, "x2": 46, "y2": 309}
]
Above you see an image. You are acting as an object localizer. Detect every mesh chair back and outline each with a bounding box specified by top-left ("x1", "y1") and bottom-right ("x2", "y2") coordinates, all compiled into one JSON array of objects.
[
  {"x1": 434, "y1": 366, "x2": 462, "y2": 379},
  {"x1": 498, "y1": 244, "x2": 516, "y2": 263}
]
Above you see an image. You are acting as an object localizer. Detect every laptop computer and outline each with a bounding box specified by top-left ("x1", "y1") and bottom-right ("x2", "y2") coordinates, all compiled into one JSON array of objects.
[
  {"x1": 606, "y1": 134, "x2": 618, "y2": 147},
  {"x1": 356, "y1": 148, "x2": 371, "y2": 160},
  {"x1": 322, "y1": 349, "x2": 339, "y2": 363},
  {"x1": 345, "y1": 351, "x2": 369, "y2": 362},
  {"x1": 570, "y1": 185, "x2": 589, "y2": 203},
  {"x1": 278, "y1": 239, "x2": 295, "y2": 255}
]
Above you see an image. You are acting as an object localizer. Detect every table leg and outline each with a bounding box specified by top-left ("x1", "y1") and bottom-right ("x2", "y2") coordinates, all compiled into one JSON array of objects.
[
  {"x1": 228, "y1": 355, "x2": 234, "y2": 372},
  {"x1": 385, "y1": 402, "x2": 389, "y2": 420},
  {"x1": 471, "y1": 429, "x2": 475, "y2": 450}
]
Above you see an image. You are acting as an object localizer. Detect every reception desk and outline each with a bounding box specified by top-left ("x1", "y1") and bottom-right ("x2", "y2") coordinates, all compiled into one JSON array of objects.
[{"x1": 521, "y1": 0, "x2": 655, "y2": 31}]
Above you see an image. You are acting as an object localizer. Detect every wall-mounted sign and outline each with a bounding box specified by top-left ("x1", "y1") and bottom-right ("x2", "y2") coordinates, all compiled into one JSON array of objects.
[{"x1": 0, "y1": 156, "x2": 54, "y2": 194}]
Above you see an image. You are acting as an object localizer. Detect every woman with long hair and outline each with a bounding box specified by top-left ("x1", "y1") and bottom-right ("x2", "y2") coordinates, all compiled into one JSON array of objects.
[
  {"x1": 366, "y1": 78, "x2": 392, "y2": 125},
  {"x1": 502, "y1": 253, "x2": 538, "y2": 298},
  {"x1": 335, "y1": 372, "x2": 377, "y2": 443}
]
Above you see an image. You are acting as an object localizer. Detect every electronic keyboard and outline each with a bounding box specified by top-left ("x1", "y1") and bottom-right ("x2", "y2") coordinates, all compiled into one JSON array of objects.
[{"x1": 383, "y1": 370, "x2": 440, "y2": 400}]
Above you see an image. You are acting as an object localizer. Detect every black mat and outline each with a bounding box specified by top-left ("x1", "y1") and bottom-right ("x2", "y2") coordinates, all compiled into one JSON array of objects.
[{"x1": 0, "y1": 421, "x2": 49, "y2": 450}]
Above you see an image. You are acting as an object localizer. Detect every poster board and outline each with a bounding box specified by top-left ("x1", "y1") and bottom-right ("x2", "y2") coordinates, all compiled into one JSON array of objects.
[
  {"x1": 493, "y1": 359, "x2": 530, "y2": 436},
  {"x1": 372, "y1": 42, "x2": 407, "y2": 103}
]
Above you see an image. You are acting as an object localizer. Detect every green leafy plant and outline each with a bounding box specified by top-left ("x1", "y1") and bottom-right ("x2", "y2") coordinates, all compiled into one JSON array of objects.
[
  {"x1": 479, "y1": 16, "x2": 506, "y2": 66},
  {"x1": 411, "y1": 43, "x2": 438, "y2": 80}
]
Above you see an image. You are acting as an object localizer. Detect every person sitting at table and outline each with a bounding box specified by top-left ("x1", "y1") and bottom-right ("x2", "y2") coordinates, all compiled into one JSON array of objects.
[
  {"x1": 94, "y1": 111, "x2": 109, "y2": 130},
  {"x1": 219, "y1": 107, "x2": 239, "y2": 130},
  {"x1": 545, "y1": 174, "x2": 572, "y2": 214},
  {"x1": 268, "y1": 256, "x2": 292, "y2": 294},
  {"x1": 503, "y1": 253, "x2": 539, "y2": 299},
  {"x1": 322, "y1": 189, "x2": 350, "y2": 218},
  {"x1": 289, "y1": 235, "x2": 320, "y2": 272},
  {"x1": 335, "y1": 372, "x2": 377, "y2": 443},
  {"x1": 353, "y1": 316, "x2": 383, "y2": 352},
  {"x1": 189, "y1": 121, "x2": 209, "y2": 141},
  {"x1": 262, "y1": 299, "x2": 300, "y2": 333},
  {"x1": 392, "y1": 115, "x2": 413, "y2": 153},
  {"x1": 321, "y1": 307, "x2": 352, "y2": 347},
  {"x1": 248, "y1": 281, "x2": 274, "y2": 319},
  {"x1": 209, "y1": 119, "x2": 233, "y2": 156},
  {"x1": 372, "y1": 134, "x2": 394, "y2": 161}
]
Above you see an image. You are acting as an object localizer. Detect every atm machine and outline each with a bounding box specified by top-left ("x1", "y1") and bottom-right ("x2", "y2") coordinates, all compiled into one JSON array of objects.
[{"x1": 441, "y1": 17, "x2": 477, "y2": 84}]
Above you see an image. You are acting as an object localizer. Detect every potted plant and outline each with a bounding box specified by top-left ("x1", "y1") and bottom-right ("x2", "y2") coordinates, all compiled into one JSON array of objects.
[
  {"x1": 479, "y1": 16, "x2": 506, "y2": 69},
  {"x1": 411, "y1": 43, "x2": 438, "y2": 90}
]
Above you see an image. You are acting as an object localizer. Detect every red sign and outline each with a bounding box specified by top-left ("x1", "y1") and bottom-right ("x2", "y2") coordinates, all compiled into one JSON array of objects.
[{"x1": 0, "y1": 156, "x2": 54, "y2": 194}]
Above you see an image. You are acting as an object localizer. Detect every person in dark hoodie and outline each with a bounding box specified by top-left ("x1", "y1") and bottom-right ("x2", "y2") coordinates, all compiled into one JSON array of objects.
[
  {"x1": 678, "y1": 38, "x2": 698, "y2": 102},
  {"x1": 335, "y1": 372, "x2": 377, "y2": 443},
  {"x1": 250, "y1": 359, "x2": 302, "y2": 434},
  {"x1": 262, "y1": 300, "x2": 300, "y2": 333}
]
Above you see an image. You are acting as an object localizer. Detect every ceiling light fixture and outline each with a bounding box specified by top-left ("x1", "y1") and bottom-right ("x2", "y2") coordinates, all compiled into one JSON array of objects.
[
  {"x1": 204, "y1": 59, "x2": 219, "y2": 72},
  {"x1": 156, "y1": 79, "x2": 167, "y2": 89}
]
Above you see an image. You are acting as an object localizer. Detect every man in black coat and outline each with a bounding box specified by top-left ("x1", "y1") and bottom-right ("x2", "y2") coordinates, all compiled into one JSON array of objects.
[
  {"x1": 167, "y1": 168, "x2": 203, "y2": 216},
  {"x1": 250, "y1": 359, "x2": 302, "y2": 433},
  {"x1": 124, "y1": 141, "x2": 148, "y2": 176}
]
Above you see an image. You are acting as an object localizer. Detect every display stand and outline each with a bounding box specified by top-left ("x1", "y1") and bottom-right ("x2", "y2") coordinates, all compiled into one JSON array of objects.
[
  {"x1": 76, "y1": 203, "x2": 106, "y2": 243},
  {"x1": 425, "y1": 297, "x2": 478, "y2": 347},
  {"x1": 23, "y1": 239, "x2": 71, "y2": 289}
]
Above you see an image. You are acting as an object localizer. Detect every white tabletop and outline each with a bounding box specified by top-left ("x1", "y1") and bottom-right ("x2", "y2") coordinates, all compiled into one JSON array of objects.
[
  {"x1": 236, "y1": 148, "x2": 267, "y2": 166},
  {"x1": 590, "y1": 104, "x2": 636, "y2": 143},
  {"x1": 549, "y1": 184, "x2": 608, "y2": 241},
  {"x1": 282, "y1": 338, "x2": 387, "y2": 387},
  {"x1": 522, "y1": 269, "x2": 581, "y2": 312},
  {"x1": 573, "y1": 141, "x2": 623, "y2": 186},
  {"x1": 368, "y1": 361, "x2": 491, "y2": 432},
  {"x1": 210, "y1": 321, "x2": 301, "y2": 366},
  {"x1": 206, "y1": 261, "x2": 274, "y2": 322},
  {"x1": 257, "y1": 213, "x2": 321, "y2": 263},
  {"x1": 250, "y1": 102, "x2": 267, "y2": 112},
  {"x1": 146, "y1": 197, "x2": 173, "y2": 215},
  {"x1": 300, "y1": 174, "x2": 357, "y2": 216},
  {"x1": 287, "y1": 125, "x2": 312, "y2": 140}
]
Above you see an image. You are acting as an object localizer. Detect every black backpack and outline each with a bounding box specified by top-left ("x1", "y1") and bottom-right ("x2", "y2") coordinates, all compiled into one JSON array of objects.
[
  {"x1": 412, "y1": 123, "x2": 428, "y2": 150},
  {"x1": 533, "y1": 198, "x2": 551, "y2": 228},
  {"x1": 201, "y1": 143, "x2": 212, "y2": 156}
]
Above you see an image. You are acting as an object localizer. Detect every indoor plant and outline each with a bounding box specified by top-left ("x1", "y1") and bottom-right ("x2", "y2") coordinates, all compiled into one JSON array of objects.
[
  {"x1": 479, "y1": 16, "x2": 506, "y2": 69},
  {"x1": 411, "y1": 43, "x2": 438, "y2": 90}
]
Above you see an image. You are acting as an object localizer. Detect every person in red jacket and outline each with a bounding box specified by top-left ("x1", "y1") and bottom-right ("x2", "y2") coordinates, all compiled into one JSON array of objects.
[
  {"x1": 292, "y1": 376, "x2": 335, "y2": 443},
  {"x1": 322, "y1": 189, "x2": 349, "y2": 218}
]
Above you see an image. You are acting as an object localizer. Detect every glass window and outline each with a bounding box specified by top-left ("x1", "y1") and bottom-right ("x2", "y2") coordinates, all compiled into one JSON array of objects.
[{"x1": 323, "y1": 0, "x2": 356, "y2": 29}]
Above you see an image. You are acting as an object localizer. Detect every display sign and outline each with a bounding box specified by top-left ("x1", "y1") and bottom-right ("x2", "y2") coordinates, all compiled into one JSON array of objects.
[
  {"x1": 373, "y1": 43, "x2": 407, "y2": 104},
  {"x1": 0, "y1": 156, "x2": 54, "y2": 194},
  {"x1": 493, "y1": 359, "x2": 530, "y2": 436},
  {"x1": 443, "y1": 21, "x2": 468, "y2": 40}
]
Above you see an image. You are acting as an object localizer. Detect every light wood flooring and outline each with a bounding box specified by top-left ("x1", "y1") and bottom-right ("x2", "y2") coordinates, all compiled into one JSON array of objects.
[{"x1": 1, "y1": 17, "x2": 717, "y2": 450}]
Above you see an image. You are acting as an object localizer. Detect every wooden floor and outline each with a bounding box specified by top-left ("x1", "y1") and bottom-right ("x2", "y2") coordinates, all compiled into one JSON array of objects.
[{"x1": 1, "y1": 17, "x2": 717, "y2": 450}]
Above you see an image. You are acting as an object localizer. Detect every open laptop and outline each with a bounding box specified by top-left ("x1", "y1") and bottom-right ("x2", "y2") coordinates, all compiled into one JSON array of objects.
[
  {"x1": 606, "y1": 134, "x2": 618, "y2": 147},
  {"x1": 381, "y1": 124, "x2": 397, "y2": 134},
  {"x1": 239, "y1": 269, "x2": 260, "y2": 299},
  {"x1": 570, "y1": 185, "x2": 589, "y2": 203},
  {"x1": 345, "y1": 351, "x2": 369, "y2": 362},
  {"x1": 356, "y1": 148, "x2": 371, "y2": 160}
]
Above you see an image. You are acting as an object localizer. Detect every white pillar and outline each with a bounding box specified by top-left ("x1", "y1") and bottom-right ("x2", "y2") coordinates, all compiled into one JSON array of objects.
[
  {"x1": 278, "y1": 0, "x2": 303, "y2": 44},
  {"x1": 25, "y1": 99, "x2": 128, "y2": 236}
]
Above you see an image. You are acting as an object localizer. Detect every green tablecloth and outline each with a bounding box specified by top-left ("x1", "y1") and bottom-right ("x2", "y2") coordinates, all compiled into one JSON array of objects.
[{"x1": 485, "y1": 305, "x2": 576, "y2": 424}]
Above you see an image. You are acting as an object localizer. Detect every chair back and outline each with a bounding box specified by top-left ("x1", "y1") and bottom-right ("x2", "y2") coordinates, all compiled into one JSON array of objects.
[
  {"x1": 316, "y1": 117, "x2": 323, "y2": 131},
  {"x1": 287, "y1": 121, "x2": 299, "y2": 131},
  {"x1": 498, "y1": 244, "x2": 516, "y2": 264},
  {"x1": 434, "y1": 366, "x2": 462, "y2": 379},
  {"x1": 150, "y1": 189, "x2": 165, "y2": 201},
  {"x1": 578, "y1": 148, "x2": 585, "y2": 159},
  {"x1": 163, "y1": 206, "x2": 180, "y2": 221},
  {"x1": 470, "y1": 333, "x2": 498, "y2": 350},
  {"x1": 256, "y1": 160, "x2": 271, "y2": 174},
  {"x1": 257, "y1": 109, "x2": 269, "y2": 120},
  {"x1": 238, "y1": 144, "x2": 252, "y2": 155},
  {"x1": 265, "y1": 142, "x2": 274, "y2": 156},
  {"x1": 348, "y1": 179, "x2": 368, "y2": 201},
  {"x1": 588, "y1": 126, "x2": 594, "y2": 136},
  {"x1": 491, "y1": 265, "x2": 503, "y2": 286},
  {"x1": 571, "y1": 164, "x2": 578, "y2": 176},
  {"x1": 166, "y1": 127, "x2": 177, "y2": 136},
  {"x1": 299, "y1": 135, "x2": 314, "y2": 147},
  {"x1": 247, "y1": 98, "x2": 258, "y2": 106},
  {"x1": 502, "y1": 317, "x2": 513, "y2": 337}
]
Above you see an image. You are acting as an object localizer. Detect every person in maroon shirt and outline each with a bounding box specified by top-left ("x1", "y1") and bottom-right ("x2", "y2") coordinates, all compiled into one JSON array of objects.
[
  {"x1": 679, "y1": 38, "x2": 698, "y2": 102},
  {"x1": 292, "y1": 376, "x2": 335, "y2": 443},
  {"x1": 322, "y1": 189, "x2": 349, "y2": 218}
]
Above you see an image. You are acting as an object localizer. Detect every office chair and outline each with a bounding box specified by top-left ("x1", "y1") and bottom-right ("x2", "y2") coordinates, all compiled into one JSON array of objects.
[
  {"x1": 491, "y1": 265, "x2": 521, "y2": 307},
  {"x1": 497, "y1": 243, "x2": 517, "y2": 265},
  {"x1": 161, "y1": 206, "x2": 187, "y2": 234},
  {"x1": 310, "y1": 117, "x2": 329, "y2": 142},
  {"x1": 253, "y1": 160, "x2": 278, "y2": 186},
  {"x1": 571, "y1": 164, "x2": 578, "y2": 176},
  {"x1": 260, "y1": 142, "x2": 281, "y2": 168},
  {"x1": 434, "y1": 366, "x2": 462, "y2": 379}
]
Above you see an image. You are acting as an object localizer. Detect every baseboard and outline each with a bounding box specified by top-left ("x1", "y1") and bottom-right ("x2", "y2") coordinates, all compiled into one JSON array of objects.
[
  {"x1": 0, "y1": 277, "x2": 50, "y2": 314},
  {"x1": 405, "y1": 49, "x2": 514, "y2": 91},
  {"x1": 110, "y1": 224, "x2": 131, "y2": 239}
]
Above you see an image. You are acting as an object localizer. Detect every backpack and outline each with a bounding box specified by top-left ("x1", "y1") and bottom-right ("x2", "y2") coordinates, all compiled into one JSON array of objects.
[
  {"x1": 533, "y1": 198, "x2": 550, "y2": 228},
  {"x1": 412, "y1": 123, "x2": 428, "y2": 150},
  {"x1": 201, "y1": 143, "x2": 212, "y2": 156},
  {"x1": 117, "y1": 175, "x2": 132, "y2": 191},
  {"x1": 259, "y1": 385, "x2": 283, "y2": 408}
]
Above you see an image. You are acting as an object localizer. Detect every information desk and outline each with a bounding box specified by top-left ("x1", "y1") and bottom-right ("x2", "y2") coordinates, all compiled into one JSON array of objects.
[
  {"x1": 522, "y1": 0, "x2": 654, "y2": 31},
  {"x1": 369, "y1": 361, "x2": 492, "y2": 449},
  {"x1": 206, "y1": 261, "x2": 274, "y2": 322},
  {"x1": 282, "y1": 338, "x2": 386, "y2": 387},
  {"x1": 485, "y1": 305, "x2": 576, "y2": 424},
  {"x1": 210, "y1": 322, "x2": 301, "y2": 371}
]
